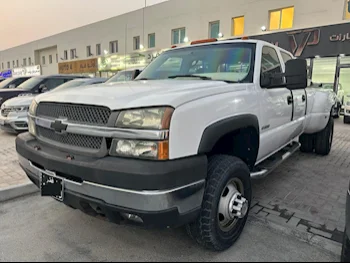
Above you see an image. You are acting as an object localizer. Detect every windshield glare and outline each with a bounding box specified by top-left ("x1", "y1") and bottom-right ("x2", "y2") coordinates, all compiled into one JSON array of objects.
[
  {"x1": 0, "y1": 78, "x2": 15, "y2": 89},
  {"x1": 136, "y1": 43, "x2": 255, "y2": 83},
  {"x1": 17, "y1": 77, "x2": 43, "y2": 91},
  {"x1": 106, "y1": 71, "x2": 134, "y2": 83}
]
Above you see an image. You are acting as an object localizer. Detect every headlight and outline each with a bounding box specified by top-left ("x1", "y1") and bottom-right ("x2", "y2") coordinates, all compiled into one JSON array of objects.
[
  {"x1": 29, "y1": 100, "x2": 38, "y2": 116},
  {"x1": 116, "y1": 107, "x2": 174, "y2": 129},
  {"x1": 28, "y1": 117, "x2": 36, "y2": 136},
  {"x1": 110, "y1": 139, "x2": 169, "y2": 160}
]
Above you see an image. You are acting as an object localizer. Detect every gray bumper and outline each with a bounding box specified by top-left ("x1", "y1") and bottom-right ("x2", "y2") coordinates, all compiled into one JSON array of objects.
[
  {"x1": 0, "y1": 115, "x2": 28, "y2": 132},
  {"x1": 18, "y1": 154, "x2": 205, "y2": 214}
]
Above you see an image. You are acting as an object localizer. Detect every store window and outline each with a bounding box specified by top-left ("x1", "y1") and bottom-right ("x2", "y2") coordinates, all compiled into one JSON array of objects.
[
  {"x1": 345, "y1": 0, "x2": 350, "y2": 19},
  {"x1": 87, "y1": 46, "x2": 92, "y2": 57},
  {"x1": 49, "y1": 55, "x2": 53, "y2": 64},
  {"x1": 96, "y1": 44, "x2": 101, "y2": 56},
  {"x1": 209, "y1": 21, "x2": 220, "y2": 39},
  {"x1": 232, "y1": 16, "x2": 245, "y2": 36},
  {"x1": 133, "y1": 36, "x2": 141, "y2": 50},
  {"x1": 312, "y1": 57, "x2": 337, "y2": 85},
  {"x1": 70, "y1": 49, "x2": 77, "y2": 59},
  {"x1": 109, "y1": 41, "x2": 118, "y2": 54},
  {"x1": 148, "y1": 33, "x2": 156, "y2": 48},
  {"x1": 42, "y1": 56, "x2": 46, "y2": 65},
  {"x1": 172, "y1": 28, "x2": 186, "y2": 45},
  {"x1": 269, "y1": 7, "x2": 294, "y2": 31},
  {"x1": 64, "y1": 50, "x2": 68, "y2": 60},
  {"x1": 23, "y1": 58, "x2": 27, "y2": 67}
]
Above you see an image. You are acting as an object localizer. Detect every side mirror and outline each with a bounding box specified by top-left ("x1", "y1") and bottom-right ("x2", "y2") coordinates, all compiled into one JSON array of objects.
[
  {"x1": 285, "y1": 59, "x2": 308, "y2": 90},
  {"x1": 39, "y1": 84, "x2": 48, "y2": 93},
  {"x1": 260, "y1": 73, "x2": 272, "y2": 88},
  {"x1": 9, "y1": 84, "x2": 16, "y2": 89}
]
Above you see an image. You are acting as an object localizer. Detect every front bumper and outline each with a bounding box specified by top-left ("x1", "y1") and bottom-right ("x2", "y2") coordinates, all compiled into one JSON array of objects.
[
  {"x1": 344, "y1": 108, "x2": 350, "y2": 117},
  {"x1": 0, "y1": 113, "x2": 28, "y2": 133},
  {"x1": 16, "y1": 132, "x2": 207, "y2": 228}
]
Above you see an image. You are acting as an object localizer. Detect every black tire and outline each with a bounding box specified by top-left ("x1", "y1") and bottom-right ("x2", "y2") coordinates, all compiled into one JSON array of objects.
[
  {"x1": 299, "y1": 134, "x2": 314, "y2": 153},
  {"x1": 186, "y1": 155, "x2": 252, "y2": 251},
  {"x1": 341, "y1": 231, "x2": 350, "y2": 262},
  {"x1": 345, "y1": 116, "x2": 350, "y2": 124},
  {"x1": 314, "y1": 116, "x2": 334, "y2": 156}
]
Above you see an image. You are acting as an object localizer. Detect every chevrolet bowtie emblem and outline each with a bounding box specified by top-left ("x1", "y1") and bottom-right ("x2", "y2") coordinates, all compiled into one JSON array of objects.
[{"x1": 51, "y1": 120, "x2": 68, "y2": 133}]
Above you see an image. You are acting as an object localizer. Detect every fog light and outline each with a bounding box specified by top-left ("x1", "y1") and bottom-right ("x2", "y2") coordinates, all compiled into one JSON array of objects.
[{"x1": 121, "y1": 213, "x2": 143, "y2": 224}]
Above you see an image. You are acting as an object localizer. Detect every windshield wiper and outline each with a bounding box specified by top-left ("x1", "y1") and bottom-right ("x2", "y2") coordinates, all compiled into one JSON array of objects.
[{"x1": 168, "y1": 74, "x2": 213, "y2": 80}]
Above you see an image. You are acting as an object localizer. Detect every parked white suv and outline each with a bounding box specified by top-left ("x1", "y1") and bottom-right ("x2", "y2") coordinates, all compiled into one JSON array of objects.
[{"x1": 16, "y1": 39, "x2": 335, "y2": 251}]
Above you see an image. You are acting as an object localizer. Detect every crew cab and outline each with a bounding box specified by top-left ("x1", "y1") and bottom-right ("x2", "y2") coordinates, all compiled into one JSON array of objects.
[{"x1": 16, "y1": 39, "x2": 335, "y2": 251}]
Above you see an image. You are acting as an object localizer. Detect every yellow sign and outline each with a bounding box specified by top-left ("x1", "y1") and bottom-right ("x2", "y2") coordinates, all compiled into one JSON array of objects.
[{"x1": 58, "y1": 58, "x2": 98, "y2": 74}]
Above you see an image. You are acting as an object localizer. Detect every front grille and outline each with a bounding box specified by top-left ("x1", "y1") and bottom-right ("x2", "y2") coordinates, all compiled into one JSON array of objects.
[
  {"x1": 1, "y1": 108, "x2": 11, "y2": 117},
  {"x1": 37, "y1": 126, "x2": 103, "y2": 150},
  {"x1": 36, "y1": 103, "x2": 111, "y2": 126}
]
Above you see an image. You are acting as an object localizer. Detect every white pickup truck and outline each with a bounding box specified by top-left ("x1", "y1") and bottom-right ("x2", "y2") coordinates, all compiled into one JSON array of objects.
[{"x1": 16, "y1": 39, "x2": 335, "y2": 251}]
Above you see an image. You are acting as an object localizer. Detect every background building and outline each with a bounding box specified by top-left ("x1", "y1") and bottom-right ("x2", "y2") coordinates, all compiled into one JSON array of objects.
[{"x1": 0, "y1": 0, "x2": 350, "y2": 95}]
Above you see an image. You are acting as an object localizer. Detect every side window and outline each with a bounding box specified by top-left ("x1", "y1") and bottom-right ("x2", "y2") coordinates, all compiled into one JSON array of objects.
[
  {"x1": 43, "y1": 78, "x2": 65, "y2": 90},
  {"x1": 261, "y1": 46, "x2": 283, "y2": 85},
  {"x1": 281, "y1": 52, "x2": 293, "y2": 64}
]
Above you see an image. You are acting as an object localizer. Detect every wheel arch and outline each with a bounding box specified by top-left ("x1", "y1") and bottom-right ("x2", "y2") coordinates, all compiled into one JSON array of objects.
[{"x1": 197, "y1": 114, "x2": 260, "y2": 169}]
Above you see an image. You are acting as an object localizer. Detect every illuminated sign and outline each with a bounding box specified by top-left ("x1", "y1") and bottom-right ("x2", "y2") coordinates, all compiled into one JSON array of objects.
[{"x1": 0, "y1": 70, "x2": 12, "y2": 78}]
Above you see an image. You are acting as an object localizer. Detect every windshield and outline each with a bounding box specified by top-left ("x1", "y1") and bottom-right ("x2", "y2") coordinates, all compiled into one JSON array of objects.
[
  {"x1": 136, "y1": 43, "x2": 255, "y2": 83},
  {"x1": 0, "y1": 78, "x2": 15, "y2": 89},
  {"x1": 106, "y1": 71, "x2": 135, "y2": 83},
  {"x1": 17, "y1": 77, "x2": 44, "y2": 91},
  {"x1": 53, "y1": 80, "x2": 87, "y2": 92}
]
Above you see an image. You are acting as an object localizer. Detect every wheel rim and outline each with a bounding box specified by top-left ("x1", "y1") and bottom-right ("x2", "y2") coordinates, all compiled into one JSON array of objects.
[{"x1": 217, "y1": 178, "x2": 248, "y2": 232}]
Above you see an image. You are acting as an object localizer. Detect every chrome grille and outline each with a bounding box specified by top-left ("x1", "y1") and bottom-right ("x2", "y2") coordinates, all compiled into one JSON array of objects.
[
  {"x1": 1, "y1": 108, "x2": 11, "y2": 117},
  {"x1": 37, "y1": 126, "x2": 103, "y2": 150},
  {"x1": 36, "y1": 103, "x2": 111, "y2": 126}
]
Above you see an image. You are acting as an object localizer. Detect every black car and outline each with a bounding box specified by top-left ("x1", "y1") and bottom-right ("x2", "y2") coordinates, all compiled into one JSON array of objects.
[
  {"x1": 0, "y1": 75, "x2": 88, "y2": 106},
  {"x1": 342, "y1": 186, "x2": 350, "y2": 262},
  {"x1": 0, "y1": 77, "x2": 31, "y2": 90}
]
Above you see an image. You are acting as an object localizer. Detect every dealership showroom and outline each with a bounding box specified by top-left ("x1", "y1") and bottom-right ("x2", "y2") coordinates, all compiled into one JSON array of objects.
[{"x1": 1, "y1": 0, "x2": 350, "y2": 261}]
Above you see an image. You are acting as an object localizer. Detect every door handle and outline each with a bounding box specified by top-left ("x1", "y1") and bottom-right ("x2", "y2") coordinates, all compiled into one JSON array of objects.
[
  {"x1": 302, "y1": 95, "x2": 306, "y2": 102},
  {"x1": 287, "y1": 96, "x2": 293, "y2": 105}
]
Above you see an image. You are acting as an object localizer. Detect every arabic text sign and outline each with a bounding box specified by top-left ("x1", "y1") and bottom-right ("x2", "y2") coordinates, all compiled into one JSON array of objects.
[
  {"x1": 0, "y1": 70, "x2": 12, "y2": 78},
  {"x1": 58, "y1": 58, "x2": 98, "y2": 74},
  {"x1": 12, "y1": 66, "x2": 41, "y2": 77}
]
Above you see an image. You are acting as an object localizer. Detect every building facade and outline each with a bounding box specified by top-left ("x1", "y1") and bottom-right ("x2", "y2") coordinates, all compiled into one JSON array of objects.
[{"x1": 0, "y1": 0, "x2": 350, "y2": 91}]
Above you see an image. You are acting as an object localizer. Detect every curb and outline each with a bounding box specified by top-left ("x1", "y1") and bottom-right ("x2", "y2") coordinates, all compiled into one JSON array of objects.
[
  {"x1": 0, "y1": 183, "x2": 39, "y2": 203},
  {"x1": 248, "y1": 215, "x2": 342, "y2": 258}
]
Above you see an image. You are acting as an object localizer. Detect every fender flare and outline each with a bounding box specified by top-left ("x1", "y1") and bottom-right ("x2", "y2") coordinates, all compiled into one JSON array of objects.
[{"x1": 197, "y1": 114, "x2": 260, "y2": 154}]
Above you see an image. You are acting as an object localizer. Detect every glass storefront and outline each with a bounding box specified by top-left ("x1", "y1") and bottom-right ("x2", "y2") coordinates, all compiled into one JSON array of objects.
[{"x1": 312, "y1": 57, "x2": 337, "y2": 85}]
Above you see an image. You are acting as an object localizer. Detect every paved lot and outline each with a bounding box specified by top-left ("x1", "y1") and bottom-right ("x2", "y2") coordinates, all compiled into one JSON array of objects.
[
  {"x1": 0, "y1": 118, "x2": 349, "y2": 248},
  {"x1": 0, "y1": 194, "x2": 339, "y2": 262},
  {"x1": 252, "y1": 118, "x2": 350, "y2": 244},
  {"x1": 0, "y1": 131, "x2": 28, "y2": 189}
]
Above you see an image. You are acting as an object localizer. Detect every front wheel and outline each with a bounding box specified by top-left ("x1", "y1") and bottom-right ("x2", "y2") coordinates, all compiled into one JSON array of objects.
[
  {"x1": 186, "y1": 155, "x2": 252, "y2": 251},
  {"x1": 341, "y1": 231, "x2": 350, "y2": 262},
  {"x1": 345, "y1": 116, "x2": 350, "y2": 124}
]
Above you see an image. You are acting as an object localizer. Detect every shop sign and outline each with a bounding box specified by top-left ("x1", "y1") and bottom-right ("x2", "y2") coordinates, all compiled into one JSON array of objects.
[
  {"x1": 0, "y1": 70, "x2": 12, "y2": 78},
  {"x1": 12, "y1": 65, "x2": 41, "y2": 77},
  {"x1": 58, "y1": 58, "x2": 98, "y2": 74},
  {"x1": 98, "y1": 48, "x2": 168, "y2": 72},
  {"x1": 249, "y1": 22, "x2": 350, "y2": 58}
]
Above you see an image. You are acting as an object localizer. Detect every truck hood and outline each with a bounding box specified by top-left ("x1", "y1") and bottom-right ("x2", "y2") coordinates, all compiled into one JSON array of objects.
[
  {"x1": 2, "y1": 94, "x2": 35, "y2": 107},
  {"x1": 36, "y1": 80, "x2": 248, "y2": 110}
]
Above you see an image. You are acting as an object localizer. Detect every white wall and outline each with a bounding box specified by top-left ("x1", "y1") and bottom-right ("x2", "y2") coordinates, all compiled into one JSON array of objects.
[{"x1": 0, "y1": 0, "x2": 349, "y2": 75}]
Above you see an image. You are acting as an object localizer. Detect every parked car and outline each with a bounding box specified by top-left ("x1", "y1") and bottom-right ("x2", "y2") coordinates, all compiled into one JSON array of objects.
[
  {"x1": 319, "y1": 83, "x2": 345, "y2": 118},
  {"x1": 0, "y1": 75, "x2": 88, "y2": 107},
  {"x1": 16, "y1": 39, "x2": 335, "y2": 251},
  {"x1": 0, "y1": 78, "x2": 5, "y2": 83},
  {"x1": 0, "y1": 77, "x2": 31, "y2": 90},
  {"x1": 0, "y1": 78, "x2": 106, "y2": 134},
  {"x1": 106, "y1": 68, "x2": 143, "y2": 83},
  {"x1": 343, "y1": 95, "x2": 350, "y2": 124}
]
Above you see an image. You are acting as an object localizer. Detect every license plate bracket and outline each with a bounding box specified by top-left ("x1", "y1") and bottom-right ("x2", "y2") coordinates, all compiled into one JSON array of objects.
[{"x1": 40, "y1": 171, "x2": 64, "y2": 202}]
